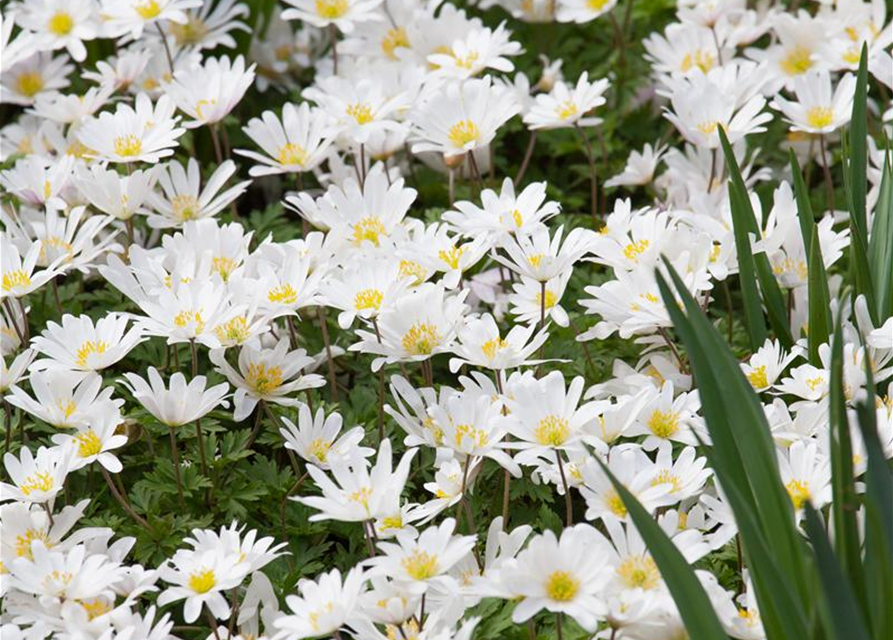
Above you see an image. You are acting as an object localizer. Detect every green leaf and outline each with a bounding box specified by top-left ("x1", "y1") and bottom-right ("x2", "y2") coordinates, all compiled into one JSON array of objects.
[
  {"x1": 656, "y1": 260, "x2": 811, "y2": 602},
  {"x1": 596, "y1": 458, "x2": 729, "y2": 640},
  {"x1": 848, "y1": 44, "x2": 869, "y2": 241},
  {"x1": 790, "y1": 150, "x2": 815, "y2": 255},
  {"x1": 718, "y1": 128, "x2": 794, "y2": 348},
  {"x1": 868, "y1": 144, "x2": 893, "y2": 321},
  {"x1": 855, "y1": 344, "x2": 893, "y2": 640},
  {"x1": 803, "y1": 504, "x2": 872, "y2": 640},
  {"x1": 807, "y1": 226, "x2": 831, "y2": 364},
  {"x1": 827, "y1": 313, "x2": 864, "y2": 603}
]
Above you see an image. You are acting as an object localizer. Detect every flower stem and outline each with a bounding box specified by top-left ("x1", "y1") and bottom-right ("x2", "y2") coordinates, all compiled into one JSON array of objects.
[
  {"x1": 555, "y1": 450, "x2": 573, "y2": 526},
  {"x1": 819, "y1": 134, "x2": 835, "y2": 214},
  {"x1": 101, "y1": 466, "x2": 152, "y2": 532},
  {"x1": 155, "y1": 22, "x2": 175, "y2": 75},
  {"x1": 318, "y1": 307, "x2": 339, "y2": 402},
  {"x1": 574, "y1": 124, "x2": 599, "y2": 223},
  {"x1": 514, "y1": 131, "x2": 537, "y2": 187},
  {"x1": 169, "y1": 428, "x2": 184, "y2": 506}
]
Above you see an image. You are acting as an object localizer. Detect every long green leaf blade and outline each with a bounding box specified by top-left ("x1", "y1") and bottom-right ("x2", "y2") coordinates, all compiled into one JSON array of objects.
[{"x1": 597, "y1": 458, "x2": 729, "y2": 640}]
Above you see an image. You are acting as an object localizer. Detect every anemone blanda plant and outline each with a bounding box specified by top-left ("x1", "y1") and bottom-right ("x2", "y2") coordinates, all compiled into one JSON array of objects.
[{"x1": 0, "y1": 3, "x2": 891, "y2": 640}]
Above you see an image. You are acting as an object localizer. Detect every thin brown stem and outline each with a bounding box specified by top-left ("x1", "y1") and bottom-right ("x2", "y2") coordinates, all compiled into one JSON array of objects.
[
  {"x1": 819, "y1": 134, "x2": 835, "y2": 214},
  {"x1": 574, "y1": 124, "x2": 599, "y2": 223},
  {"x1": 514, "y1": 131, "x2": 537, "y2": 187},
  {"x1": 169, "y1": 428, "x2": 184, "y2": 506},
  {"x1": 210, "y1": 124, "x2": 224, "y2": 165},
  {"x1": 155, "y1": 22, "x2": 175, "y2": 75},
  {"x1": 318, "y1": 307, "x2": 339, "y2": 402},
  {"x1": 555, "y1": 450, "x2": 573, "y2": 526},
  {"x1": 101, "y1": 467, "x2": 152, "y2": 531}
]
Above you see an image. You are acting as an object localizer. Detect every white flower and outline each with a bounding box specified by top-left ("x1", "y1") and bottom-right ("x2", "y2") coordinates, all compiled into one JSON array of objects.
[
  {"x1": 605, "y1": 142, "x2": 667, "y2": 188},
  {"x1": 411, "y1": 76, "x2": 520, "y2": 159},
  {"x1": 157, "y1": 546, "x2": 251, "y2": 623},
  {"x1": 210, "y1": 339, "x2": 325, "y2": 421},
  {"x1": 524, "y1": 72, "x2": 610, "y2": 130},
  {"x1": 0, "y1": 52, "x2": 73, "y2": 106},
  {"x1": 274, "y1": 568, "x2": 366, "y2": 640},
  {"x1": 771, "y1": 69, "x2": 856, "y2": 134},
  {"x1": 426, "y1": 22, "x2": 522, "y2": 80},
  {"x1": 145, "y1": 158, "x2": 250, "y2": 229},
  {"x1": 31, "y1": 313, "x2": 146, "y2": 374},
  {"x1": 501, "y1": 524, "x2": 610, "y2": 631},
  {"x1": 165, "y1": 55, "x2": 256, "y2": 128},
  {"x1": 294, "y1": 438, "x2": 416, "y2": 522},
  {"x1": 16, "y1": 0, "x2": 99, "y2": 62},
  {"x1": 449, "y1": 314, "x2": 548, "y2": 372},
  {"x1": 741, "y1": 339, "x2": 798, "y2": 392},
  {"x1": 51, "y1": 411, "x2": 129, "y2": 473},
  {"x1": 77, "y1": 93, "x2": 185, "y2": 164},
  {"x1": 6, "y1": 370, "x2": 122, "y2": 429},
  {"x1": 556, "y1": 0, "x2": 619, "y2": 24},
  {"x1": 1, "y1": 446, "x2": 73, "y2": 504},
  {"x1": 236, "y1": 102, "x2": 337, "y2": 176},
  {"x1": 279, "y1": 403, "x2": 372, "y2": 469},
  {"x1": 74, "y1": 164, "x2": 158, "y2": 221},
  {"x1": 100, "y1": 0, "x2": 202, "y2": 40},
  {"x1": 280, "y1": 0, "x2": 383, "y2": 33},
  {"x1": 350, "y1": 282, "x2": 469, "y2": 371},
  {"x1": 121, "y1": 367, "x2": 229, "y2": 427},
  {"x1": 778, "y1": 440, "x2": 831, "y2": 516},
  {"x1": 368, "y1": 518, "x2": 476, "y2": 594}
]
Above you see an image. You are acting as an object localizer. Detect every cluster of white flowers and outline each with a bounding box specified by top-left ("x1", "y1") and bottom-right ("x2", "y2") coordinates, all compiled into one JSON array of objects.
[{"x1": 1, "y1": 0, "x2": 891, "y2": 638}]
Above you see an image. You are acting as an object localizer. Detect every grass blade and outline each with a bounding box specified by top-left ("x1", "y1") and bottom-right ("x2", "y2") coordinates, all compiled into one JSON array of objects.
[
  {"x1": 597, "y1": 458, "x2": 729, "y2": 640},
  {"x1": 806, "y1": 226, "x2": 831, "y2": 364},
  {"x1": 803, "y1": 504, "x2": 871, "y2": 640},
  {"x1": 719, "y1": 128, "x2": 794, "y2": 348},
  {"x1": 868, "y1": 144, "x2": 893, "y2": 320}
]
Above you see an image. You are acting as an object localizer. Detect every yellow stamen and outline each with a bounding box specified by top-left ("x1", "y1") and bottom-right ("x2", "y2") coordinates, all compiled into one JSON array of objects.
[{"x1": 545, "y1": 570, "x2": 579, "y2": 601}]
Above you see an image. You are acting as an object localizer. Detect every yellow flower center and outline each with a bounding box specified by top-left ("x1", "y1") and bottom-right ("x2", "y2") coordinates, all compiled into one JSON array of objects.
[
  {"x1": 606, "y1": 489, "x2": 628, "y2": 517},
  {"x1": 169, "y1": 17, "x2": 208, "y2": 46},
  {"x1": 481, "y1": 337, "x2": 508, "y2": 361},
  {"x1": 16, "y1": 72, "x2": 44, "y2": 98},
  {"x1": 617, "y1": 556, "x2": 660, "y2": 590},
  {"x1": 245, "y1": 363, "x2": 284, "y2": 395},
  {"x1": 454, "y1": 423, "x2": 489, "y2": 448},
  {"x1": 67, "y1": 140, "x2": 93, "y2": 159},
  {"x1": 59, "y1": 399, "x2": 77, "y2": 420},
  {"x1": 277, "y1": 142, "x2": 309, "y2": 167},
  {"x1": 80, "y1": 599, "x2": 113, "y2": 621},
  {"x1": 438, "y1": 245, "x2": 466, "y2": 270},
  {"x1": 398, "y1": 260, "x2": 427, "y2": 284},
  {"x1": 528, "y1": 253, "x2": 544, "y2": 267},
  {"x1": 380, "y1": 514, "x2": 403, "y2": 531},
  {"x1": 135, "y1": 0, "x2": 162, "y2": 20},
  {"x1": 623, "y1": 239, "x2": 650, "y2": 262},
  {"x1": 354, "y1": 288, "x2": 384, "y2": 311},
  {"x1": 402, "y1": 323, "x2": 441, "y2": 355},
  {"x1": 20, "y1": 472, "x2": 54, "y2": 496},
  {"x1": 268, "y1": 284, "x2": 298, "y2": 305},
  {"x1": 75, "y1": 430, "x2": 103, "y2": 458},
  {"x1": 2, "y1": 269, "x2": 32, "y2": 292},
  {"x1": 555, "y1": 100, "x2": 578, "y2": 120},
  {"x1": 173, "y1": 310, "x2": 205, "y2": 334},
  {"x1": 349, "y1": 486, "x2": 372, "y2": 510},
  {"x1": 805, "y1": 106, "x2": 833, "y2": 130},
  {"x1": 680, "y1": 49, "x2": 715, "y2": 73},
  {"x1": 113, "y1": 134, "x2": 143, "y2": 158},
  {"x1": 453, "y1": 51, "x2": 480, "y2": 70},
  {"x1": 651, "y1": 469, "x2": 681, "y2": 493},
  {"x1": 786, "y1": 479, "x2": 810, "y2": 509},
  {"x1": 534, "y1": 414, "x2": 570, "y2": 446},
  {"x1": 351, "y1": 216, "x2": 387, "y2": 246},
  {"x1": 806, "y1": 376, "x2": 825, "y2": 391},
  {"x1": 188, "y1": 569, "x2": 217, "y2": 594},
  {"x1": 447, "y1": 120, "x2": 480, "y2": 149},
  {"x1": 16, "y1": 528, "x2": 49, "y2": 559},
  {"x1": 309, "y1": 438, "x2": 332, "y2": 462},
  {"x1": 315, "y1": 0, "x2": 349, "y2": 19},
  {"x1": 212, "y1": 256, "x2": 238, "y2": 281},
  {"x1": 545, "y1": 570, "x2": 579, "y2": 601},
  {"x1": 781, "y1": 46, "x2": 813, "y2": 76},
  {"x1": 47, "y1": 12, "x2": 74, "y2": 35},
  {"x1": 346, "y1": 103, "x2": 374, "y2": 124},
  {"x1": 696, "y1": 120, "x2": 719, "y2": 135},
  {"x1": 214, "y1": 316, "x2": 251, "y2": 345},
  {"x1": 194, "y1": 98, "x2": 217, "y2": 120},
  {"x1": 586, "y1": 0, "x2": 610, "y2": 10},
  {"x1": 382, "y1": 27, "x2": 409, "y2": 60},
  {"x1": 401, "y1": 550, "x2": 439, "y2": 581},
  {"x1": 75, "y1": 340, "x2": 109, "y2": 368},
  {"x1": 747, "y1": 365, "x2": 769, "y2": 389},
  {"x1": 535, "y1": 289, "x2": 558, "y2": 310},
  {"x1": 171, "y1": 194, "x2": 200, "y2": 222},
  {"x1": 647, "y1": 409, "x2": 680, "y2": 438}
]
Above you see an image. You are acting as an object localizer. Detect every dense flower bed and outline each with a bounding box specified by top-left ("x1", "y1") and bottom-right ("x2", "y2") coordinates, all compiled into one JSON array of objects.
[{"x1": 1, "y1": 1, "x2": 892, "y2": 639}]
